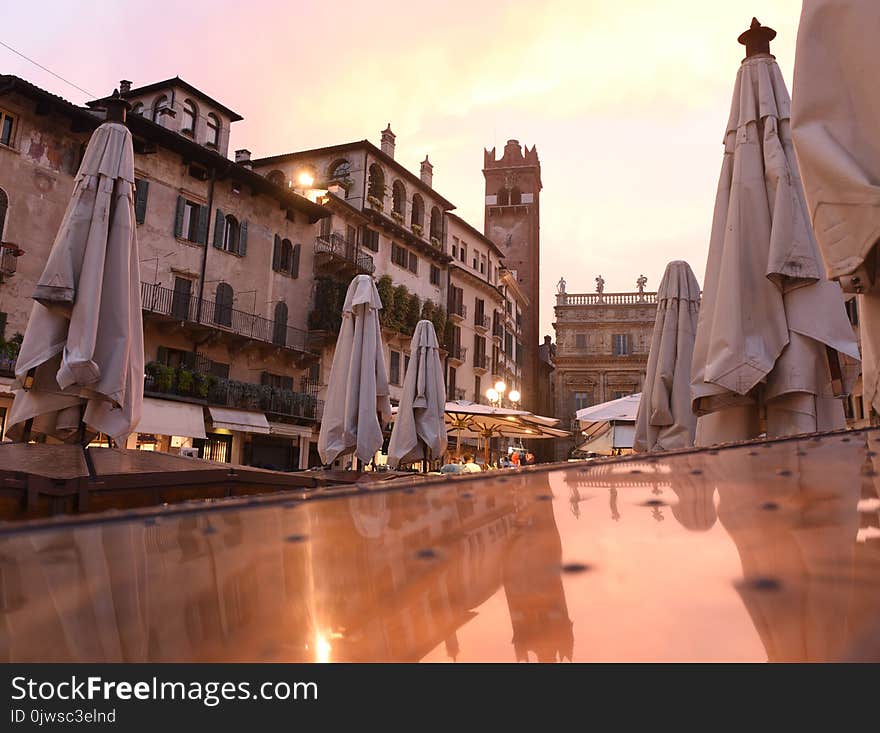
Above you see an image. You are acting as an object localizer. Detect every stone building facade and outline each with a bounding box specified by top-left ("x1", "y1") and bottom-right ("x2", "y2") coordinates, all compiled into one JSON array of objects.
[{"x1": 552, "y1": 287, "x2": 658, "y2": 458}]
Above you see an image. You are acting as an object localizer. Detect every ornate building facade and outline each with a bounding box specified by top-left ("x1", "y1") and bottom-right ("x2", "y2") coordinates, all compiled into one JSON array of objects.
[{"x1": 552, "y1": 280, "x2": 657, "y2": 458}]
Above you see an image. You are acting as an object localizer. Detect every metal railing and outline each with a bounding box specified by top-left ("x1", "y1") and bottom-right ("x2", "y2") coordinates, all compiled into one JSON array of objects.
[
  {"x1": 448, "y1": 345, "x2": 467, "y2": 362},
  {"x1": 475, "y1": 313, "x2": 490, "y2": 330},
  {"x1": 0, "y1": 243, "x2": 21, "y2": 279},
  {"x1": 449, "y1": 387, "x2": 466, "y2": 401},
  {"x1": 141, "y1": 282, "x2": 310, "y2": 354},
  {"x1": 473, "y1": 353, "x2": 489, "y2": 371},
  {"x1": 449, "y1": 302, "x2": 467, "y2": 320},
  {"x1": 557, "y1": 291, "x2": 658, "y2": 306},
  {"x1": 314, "y1": 233, "x2": 375, "y2": 274},
  {"x1": 144, "y1": 372, "x2": 322, "y2": 422}
]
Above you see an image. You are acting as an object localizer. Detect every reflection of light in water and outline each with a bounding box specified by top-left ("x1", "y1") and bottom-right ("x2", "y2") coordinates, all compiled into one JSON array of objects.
[{"x1": 315, "y1": 633, "x2": 332, "y2": 663}]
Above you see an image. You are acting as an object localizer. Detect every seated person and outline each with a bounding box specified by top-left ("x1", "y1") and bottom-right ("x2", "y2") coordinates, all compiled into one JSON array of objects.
[{"x1": 460, "y1": 452, "x2": 482, "y2": 473}]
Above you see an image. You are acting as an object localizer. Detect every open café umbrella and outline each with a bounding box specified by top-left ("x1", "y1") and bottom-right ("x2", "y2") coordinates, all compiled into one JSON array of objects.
[
  {"x1": 387, "y1": 319, "x2": 447, "y2": 469},
  {"x1": 318, "y1": 274, "x2": 392, "y2": 466},
  {"x1": 444, "y1": 400, "x2": 568, "y2": 466},
  {"x1": 791, "y1": 0, "x2": 880, "y2": 418},
  {"x1": 633, "y1": 261, "x2": 701, "y2": 452},
  {"x1": 6, "y1": 94, "x2": 144, "y2": 449},
  {"x1": 691, "y1": 19, "x2": 860, "y2": 446}
]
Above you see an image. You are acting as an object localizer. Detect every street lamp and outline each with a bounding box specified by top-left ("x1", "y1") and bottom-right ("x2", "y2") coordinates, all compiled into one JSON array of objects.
[
  {"x1": 485, "y1": 387, "x2": 499, "y2": 404},
  {"x1": 508, "y1": 389, "x2": 521, "y2": 405}
]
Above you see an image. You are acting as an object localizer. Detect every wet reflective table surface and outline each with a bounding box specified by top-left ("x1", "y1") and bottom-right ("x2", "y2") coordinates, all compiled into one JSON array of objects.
[{"x1": 1, "y1": 429, "x2": 879, "y2": 662}]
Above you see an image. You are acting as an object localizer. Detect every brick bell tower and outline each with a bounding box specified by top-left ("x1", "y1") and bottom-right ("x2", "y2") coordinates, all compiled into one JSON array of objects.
[{"x1": 483, "y1": 140, "x2": 542, "y2": 411}]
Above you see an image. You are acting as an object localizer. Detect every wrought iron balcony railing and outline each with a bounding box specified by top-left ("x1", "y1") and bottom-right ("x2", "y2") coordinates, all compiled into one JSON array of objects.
[
  {"x1": 473, "y1": 353, "x2": 490, "y2": 371},
  {"x1": 447, "y1": 345, "x2": 467, "y2": 363},
  {"x1": 141, "y1": 282, "x2": 311, "y2": 354},
  {"x1": 449, "y1": 302, "x2": 467, "y2": 321},
  {"x1": 314, "y1": 233, "x2": 375, "y2": 275},
  {"x1": 475, "y1": 313, "x2": 490, "y2": 331}
]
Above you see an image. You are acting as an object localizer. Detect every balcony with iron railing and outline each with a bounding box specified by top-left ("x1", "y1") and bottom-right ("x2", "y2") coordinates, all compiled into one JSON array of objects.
[
  {"x1": 314, "y1": 232, "x2": 375, "y2": 275},
  {"x1": 449, "y1": 302, "x2": 467, "y2": 322},
  {"x1": 449, "y1": 387, "x2": 466, "y2": 401},
  {"x1": 141, "y1": 282, "x2": 312, "y2": 357},
  {"x1": 447, "y1": 344, "x2": 467, "y2": 365},
  {"x1": 0, "y1": 243, "x2": 23, "y2": 283},
  {"x1": 473, "y1": 353, "x2": 489, "y2": 373},
  {"x1": 144, "y1": 371, "x2": 323, "y2": 423},
  {"x1": 474, "y1": 313, "x2": 490, "y2": 333}
]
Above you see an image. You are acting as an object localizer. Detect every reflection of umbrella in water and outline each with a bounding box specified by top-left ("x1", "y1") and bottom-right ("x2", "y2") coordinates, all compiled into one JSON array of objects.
[
  {"x1": 444, "y1": 400, "x2": 568, "y2": 465},
  {"x1": 6, "y1": 94, "x2": 144, "y2": 455}
]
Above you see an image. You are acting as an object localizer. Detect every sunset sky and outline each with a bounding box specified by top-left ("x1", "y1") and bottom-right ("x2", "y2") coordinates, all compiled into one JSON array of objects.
[{"x1": 2, "y1": 0, "x2": 804, "y2": 339}]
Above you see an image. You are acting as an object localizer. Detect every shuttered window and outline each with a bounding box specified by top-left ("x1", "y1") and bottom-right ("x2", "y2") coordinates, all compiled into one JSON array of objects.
[
  {"x1": 175, "y1": 196, "x2": 205, "y2": 243},
  {"x1": 134, "y1": 179, "x2": 149, "y2": 224},
  {"x1": 612, "y1": 333, "x2": 630, "y2": 356}
]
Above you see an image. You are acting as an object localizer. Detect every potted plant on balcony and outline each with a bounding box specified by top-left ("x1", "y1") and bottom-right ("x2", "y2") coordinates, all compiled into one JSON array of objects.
[
  {"x1": 175, "y1": 366, "x2": 196, "y2": 396},
  {"x1": 194, "y1": 371, "x2": 216, "y2": 399},
  {"x1": 145, "y1": 362, "x2": 175, "y2": 393}
]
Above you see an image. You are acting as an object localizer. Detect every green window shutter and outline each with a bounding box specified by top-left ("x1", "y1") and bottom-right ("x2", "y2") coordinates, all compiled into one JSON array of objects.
[
  {"x1": 212, "y1": 209, "x2": 225, "y2": 249},
  {"x1": 174, "y1": 196, "x2": 185, "y2": 238},
  {"x1": 196, "y1": 204, "x2": 209, "y2": 244},
  {"x1": 238, "y1": 220, "x2": 248, "y2": 256},
  {"x1": 291, "y1": 243, "x2": 300, "y2": 278},
  {"x1": 272, "y1": 235, "x2": 281, "y2": 271},
  {"x1": 134, "y1": 179, "x2": 149, "y2": 224}
]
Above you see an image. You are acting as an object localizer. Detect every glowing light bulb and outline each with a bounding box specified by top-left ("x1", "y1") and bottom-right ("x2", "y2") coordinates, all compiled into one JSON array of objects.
[
  {"x1": 494, "y1": 380, "x2": 506, "y2": 394},
  {"x1": 297, "y1": 171, "x2": 315, "y2": 188},
  {"x1": 486, "y1": 388, "x2": 499, "y2": 402},
  {"x1": 508, "y1": 390, "x2": 521, "y2": 403}
]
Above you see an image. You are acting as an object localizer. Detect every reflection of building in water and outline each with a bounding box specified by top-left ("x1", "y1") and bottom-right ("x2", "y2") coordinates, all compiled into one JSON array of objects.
[
  {"x1": 502, "y1": 476, "x2": 574, "y2": 662},
  {"x1": 0, "y1": 476, "x2": 573, "y2": 663}
]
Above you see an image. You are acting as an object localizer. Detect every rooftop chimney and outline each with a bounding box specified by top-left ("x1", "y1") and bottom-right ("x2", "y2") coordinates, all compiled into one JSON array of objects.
[
  {"x1": 738, "y1": 17, "x2": 776, "y2": 58},
  {"x1": 119, "y1": 79, "x2": 132, "y2": 94},
  {"x1": 420, "y1": 155, "x2": 433, "y2": 187},
  {"x1": 235, "y1": 149, "x2": 252, "y2": 168},
  {"x1": 381, "y1": 123, "x2": 396, "y2": 159}
]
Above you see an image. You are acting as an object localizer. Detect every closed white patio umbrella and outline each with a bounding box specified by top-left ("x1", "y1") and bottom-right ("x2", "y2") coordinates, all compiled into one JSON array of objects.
[
  {"x1": 634, "y1": 261, "x2": 700, "y2": 452},
  {"x1": 691, "y1": 20, "x2": 860, "y2": 446},
  {"x1": 387, "y1": 319, "x2": 447, "y2": 468},
  {"x1": 317, "y1": 274, "x2": 392, "y2": 466},
  {"x1": 6, "y1": 95, "x2": 144, "y2": 447},
  {"x1": 791, "y1": 0, "x2": 880, "y2": 418}
]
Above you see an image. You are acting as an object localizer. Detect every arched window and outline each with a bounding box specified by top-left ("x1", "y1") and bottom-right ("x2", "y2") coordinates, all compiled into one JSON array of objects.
[
  {"x1": 215, "y1": 282, "x2": 233, "y2": 327},
  {"x1": 273, "y1": 302, "x2": 289, "y2": 346},
  {"x1": 497, "y1": 188, "x2": 509, "y2": 206},
  {"x1": 392, "y1": 180, "x2": 406, "y2": 216},
  {"x1": 411, "y1": 193, "x2": 424, "y2": 229},
  {"x1": 152, "y1": 95, "x2": 168, "y2": 122},
  {"x1": 510, "y1": 187, "x2": 521, "y2": 205},
  {"x1": 0, "y1": 188, "x2": 8, "y2": 240},
  {"x1": 329, "y1": 159, "x2": 351, "y2": 180},
  {"x1": 223, "y1": 215, "x2": 239, "y2": 253},
  {"x1": 367, "y1": 163, "x2": 385, "y2": 201},
  {"x1": 206, "y1": 113, "x2": 220, "y2": 147},
  {"x1": 268, "y1": 170, "x2": 286, "y2": 187},
  {"x1": 181, "y1": 99, "x2": 197, "y2": 134},
  {"x1": 130, "y1": 102, "x2": 144, "y2": 117},
  {"x1": 291, "y1": 243, "x2": 301, "y2": 279},
  {"x1": 280, "y1": 238, "x2": 293, "y2": 272},
  {"x1": 429, "y1": 206, "x2": 442, "y2": 243}
]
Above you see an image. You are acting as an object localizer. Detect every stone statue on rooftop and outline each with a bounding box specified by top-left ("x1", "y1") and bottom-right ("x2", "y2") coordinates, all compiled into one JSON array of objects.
[
  {"x1": 595, "y1": 275, "x2": 605, "y2": 294},
  {"x1": 556, "y1": 276, "x2": 566, "y2": 294},
  {"x1": 637, "y1": 274, "x2": 647, "y2": 297}
]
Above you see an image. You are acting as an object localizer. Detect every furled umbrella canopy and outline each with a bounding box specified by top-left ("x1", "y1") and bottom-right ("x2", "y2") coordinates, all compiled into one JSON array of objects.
[
  {"x1": 318, "y1": 274, "x2": 392, "y2": 465},
  {"x1": 791, "y1": 0, "x2": 880, "y2": 418},
  {"x1": 6, "y1": 102, "x2": 144, "y2": 446},
  {"x1": 634, "y1": 261, "x2": 701, "y2": 452},
  {"x1": 690, "y1": 20, "x2": 860, "y2": 445},
  {"x1": 387, "y1": 319, "x2": 447, "y2": 468}
]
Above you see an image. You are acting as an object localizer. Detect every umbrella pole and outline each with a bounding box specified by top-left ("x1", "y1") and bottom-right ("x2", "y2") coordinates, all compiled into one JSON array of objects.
[
  {"x1": 78, "y1": 415, "x2": 97, "y2": 482},
  {"x1": 483, "y1": 433, "x2": 490, "y2": 468}
]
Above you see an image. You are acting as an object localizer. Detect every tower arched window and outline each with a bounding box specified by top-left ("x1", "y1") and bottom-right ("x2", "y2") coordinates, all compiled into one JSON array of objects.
[
  {"x1": 429, "y1": 206, "x2": 442, "y2": 243},
  {"x1": 152, "y1": 95, "x2": 169, "y2": 122},
  {"x1": 268, "y1": 170, "x2": 286, "y2": 187},
  {"x1": 392, "y1": 180, "x2": 406, "y2": 216},
  {"x1": 223, "y1": 215, "x2": 239, "y2": 253},
  {"x1": 497, "y1": 188, "x2": 509, "y2": 206},
  {"x1": 367, "y1": 163, "x2": 385, "y2": 201},
  {"x1": 181, "y1": 99, "x2": 197, "y2": 135},
  {"x1": 214, "y1": 283, "x2": 233, "y2": 327},
  {"x1": 0, "y1": 188, "x2": 8, "y2": 240},
  {"x1": 130, "y1": 102, "x2": 144, "y2": 117},
  {"x1": 411, "y1": 193, "x2": 424, "y2": 229},
  {"x1": 206, "y1": 113, "x2": 220, "y2": 147},
  {"x1": 273, "y1": 301, "x2": 289, "y2": 346},
  {"x1": 329, "y1": 159, "x2": 351, "y2": 180},
  {"x1": 510, "y1": 187, "x2": 521, "y2": 205}
]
